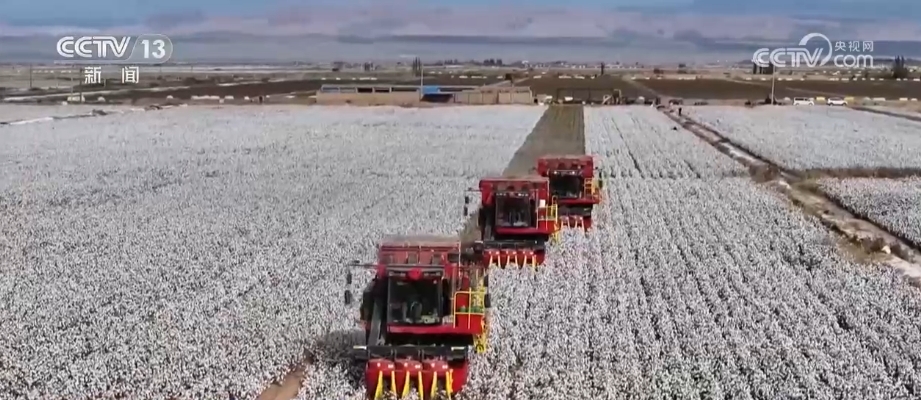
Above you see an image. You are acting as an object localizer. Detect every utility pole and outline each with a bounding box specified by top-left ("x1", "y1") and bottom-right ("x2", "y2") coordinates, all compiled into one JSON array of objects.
[
  {"x1": 770, "y1": 64, "x2": 776, "y2": 105},
  {"x1": 29, "y1": 64, "x2": 33, "y2": 89}
]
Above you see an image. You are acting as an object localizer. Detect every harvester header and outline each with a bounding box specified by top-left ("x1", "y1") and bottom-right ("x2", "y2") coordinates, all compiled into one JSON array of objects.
[
  {"x1": 465, "y1": 175, "x2": 558, "y2": 268},
  {"x1": 536, "y1": 155, "x2": 603, "y2": 230},
  {"x1": 345, "y1": 235, "x2": 490, "y2": 399}
]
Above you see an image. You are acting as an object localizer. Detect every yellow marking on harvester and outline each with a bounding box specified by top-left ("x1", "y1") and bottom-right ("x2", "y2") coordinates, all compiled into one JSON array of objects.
[
  {"x1": 446, "y1": 369, "x2": 454, "y2": 399},
  {"x1": 374, "y1": 370, "x2": 384, "y2": 399}
]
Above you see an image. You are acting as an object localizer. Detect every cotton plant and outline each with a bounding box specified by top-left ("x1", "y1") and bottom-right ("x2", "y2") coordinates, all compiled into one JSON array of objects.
[{"x1": 0, "y1": 105, "x2": 543, "y2": 399}]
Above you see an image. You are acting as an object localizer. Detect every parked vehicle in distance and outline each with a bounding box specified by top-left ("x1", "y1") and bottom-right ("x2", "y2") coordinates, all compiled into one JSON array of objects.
[
  {"x1": 826, "y1": 97, "x2": 848, "y2": 106},
  {"x1": 793, "y1": 97, "x2": 815, "y2": 105}
]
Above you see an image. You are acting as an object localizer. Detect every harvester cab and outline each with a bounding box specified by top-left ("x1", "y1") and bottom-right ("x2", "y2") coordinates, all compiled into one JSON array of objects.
[
  {"x1": 344, "y1": 235, "x2": 489, "y2": 400},
  {"x1": 463, "y1": 176, "x2": 559, "y2": 268},
  {"x1": 537, "y1": 155, "x2": 603, "y2": 231}
]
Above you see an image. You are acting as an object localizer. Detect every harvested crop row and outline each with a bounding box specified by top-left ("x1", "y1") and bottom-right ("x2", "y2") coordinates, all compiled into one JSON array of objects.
[
  {"x1": 465, "y1": 178, "x2": 921, "y2": 399},
  {"x1": 585, "y1": 107, "x2": 746, "y2": 179},
  {"x1": 687, "y1": 106, "x2": 921, "y2": 171},
  {"x1": 818, "y1": 177, "x2": 921, "y2": 248},
  {"x1": 0, "y1": 105, "x2": 545, "y2": 399}
]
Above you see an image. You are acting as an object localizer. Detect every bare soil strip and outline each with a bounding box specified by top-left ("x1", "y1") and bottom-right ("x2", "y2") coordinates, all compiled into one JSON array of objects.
[
  {"x1": 852, "y1": 105, "x2": 921, "y2": 123},
  {"x1": 256, "y1": 367, "x2": 307, "y2": 400},
  {"x1": 621, "y1": 78, "x2": 662, "y2": 98},
  {"x1": 460, "y1": 105, "x2": 585, "y2": 242},
  {"x1": 458, "y1": 104, "x2": 585, "y2": 397},
  {"x1": 799, "y1": 167, "x2": 921, "y2": 179},
  {"x1": 661, "y1": 108, "x2": 921, "y2": 285}
]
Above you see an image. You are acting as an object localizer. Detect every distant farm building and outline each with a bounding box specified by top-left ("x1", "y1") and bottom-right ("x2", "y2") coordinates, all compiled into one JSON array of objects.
[{"x1": 316, "y1": 84, "x2": 533, "y2": 105}]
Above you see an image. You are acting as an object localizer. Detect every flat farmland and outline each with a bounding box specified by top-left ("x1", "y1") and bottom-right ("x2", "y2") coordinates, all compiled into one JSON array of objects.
[
  {"x1": 5, "y1": 104, "x2": 921, "y2": 399},
  {"x1": 0, "y1": 105, "x2": 545, "y2": 399},
  {"x1": 521, "y1": 76, "x2": 655, "y2": 99},
  {"x1": 687, "y1": 106, "x2": 921, "y2": 171},
  {"x1": 783, "y1": 80, "x2": 921, "y2": 98},
  {"x1": 585, "y1": 107, "x2": 746, "y2": 178},
  {"x1": 466, "y1": 107, "x2": 921, "y2": 399},
  {"x1": 819, "y1": 177, "x2": 921, "y2": 248},
  {"x1": 103, "y1": 76, "x2": 501, "y2": 101},
  {"x1": 640, "y1": 79, "x2": 823, "y2": 99}
]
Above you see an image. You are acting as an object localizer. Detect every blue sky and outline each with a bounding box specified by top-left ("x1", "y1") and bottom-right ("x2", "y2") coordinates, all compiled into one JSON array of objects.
[{"x1": 2, "y1": 0, "x2": 914, "y2": 26}]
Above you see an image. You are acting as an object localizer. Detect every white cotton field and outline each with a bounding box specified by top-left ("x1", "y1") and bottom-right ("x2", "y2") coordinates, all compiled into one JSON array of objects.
[
  {"x1": 819, "y1": 177, "x2": 921, "y2": 248},
  {"x1": 468, "y1": 178, "x2": 921, "y2": 400},
  {"x1": 456, "y1": 108, "x2": 921, "y2": 399},
  {"x1": 585, "y1": 107, "x2": 746, "y2": 178},
  {"x1": 0, "y1": 104, "x2": 138, "y2": 124},
  {"x1": 686, "y1": 106, "x2": 921, "y2": 171},
  {"x1": 0, "y1": 105, "x2": 545, "y2": 399},
  {"x1": 4, "y1": 103, "x2": 921, "y2": 400}
]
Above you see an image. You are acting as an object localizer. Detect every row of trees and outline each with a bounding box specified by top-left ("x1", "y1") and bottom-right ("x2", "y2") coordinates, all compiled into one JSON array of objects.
[
  {"x1": 892, "y1": 56, "x2": 910, "y2": 79},
  {"x1": 410, "y1": 57, "x2": 423, "y2": 77}
]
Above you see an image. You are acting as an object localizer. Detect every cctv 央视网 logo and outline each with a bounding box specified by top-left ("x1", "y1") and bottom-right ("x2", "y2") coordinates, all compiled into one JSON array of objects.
[
  {"x1": 56, "y1": 36, "x2": 133, "y2": 59},
  {"x1": 751, "y1": 33, "x2": 834, "y2": 68}
]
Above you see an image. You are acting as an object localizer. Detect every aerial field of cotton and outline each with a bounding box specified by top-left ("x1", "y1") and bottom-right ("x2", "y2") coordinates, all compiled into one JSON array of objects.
[
  {"x1": 686, "y1": 106, "x2": 921, "y2": 171},
  {"x1": 460, "y1": 107, "x2": 921, "y2": 400},
  {"x1": 819, "y1": 177, "x2": 921, "y2": 248},
  {"x1": 3, "y1": 103, "x2": 921, "y2": 400},
  {"x1": 0, "y1": 105, "x2": 544, "y2": 399}
]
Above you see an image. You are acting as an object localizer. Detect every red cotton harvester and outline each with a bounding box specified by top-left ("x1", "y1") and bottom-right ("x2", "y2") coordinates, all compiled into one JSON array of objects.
[
  {"x1": 537, "y1": 155, "x2": 603, "y2": 231},
  {"x1": 345, "y1": 235, "x2": 489, "y2": 400},
  {"x1": 463, "y1": 175, "x2": 559, "y2": 268}
]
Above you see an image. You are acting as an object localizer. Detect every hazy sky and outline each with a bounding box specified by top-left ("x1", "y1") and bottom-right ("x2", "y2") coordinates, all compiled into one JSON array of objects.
[
  {"x1": 3, "y1": 0, "x2": 920, "y2": 25},
  {"x1": 2, "y1": 0, "x2": 920, "y2": 61}
]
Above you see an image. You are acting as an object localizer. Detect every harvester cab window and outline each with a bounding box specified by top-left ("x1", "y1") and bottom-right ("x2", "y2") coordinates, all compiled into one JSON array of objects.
[
  {"x1": 495, "y1": 194, "x2": 534, "y2": 228},
  {"x1": 549, "y1": 171, "x2": 583, "y2": 199},
  {"x1": 388, "y1": 278, "x2": 442, "y2": 325}
]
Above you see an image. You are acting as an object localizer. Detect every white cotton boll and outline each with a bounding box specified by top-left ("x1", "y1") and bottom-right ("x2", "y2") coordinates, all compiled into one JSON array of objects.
[
  {"x1": 818, "y1": 177, "x2": 921, "y2": 248},
  {"x1": 458, "y1": 112, "x2": 921, "y2": 399},
  {"x1": 0, "y1": 105, "x2": 544, "y2": 398},
  {"x1": 685, "y1": 105, "x2": 921, "y2": 170}
]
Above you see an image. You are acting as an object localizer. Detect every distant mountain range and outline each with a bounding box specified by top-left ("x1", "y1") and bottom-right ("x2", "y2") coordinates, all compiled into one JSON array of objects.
[{"x1": 3, "y1": 32, "x2": 921, "y2": 64}]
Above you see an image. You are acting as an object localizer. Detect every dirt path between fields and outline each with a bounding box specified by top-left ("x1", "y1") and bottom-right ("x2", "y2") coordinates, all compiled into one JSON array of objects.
[
  {"x1": 660, "y1": 107, "x2": 921, "y2": 285},
  {"x1": 621, "y1": 78, "x2": 662, "y2": 98},
  {"x1": 459, "y1": 105, "x2": 586, "y2": 243},
  {"x1": 852, "y1": 105, "x2": 921, "y2": 123}
]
